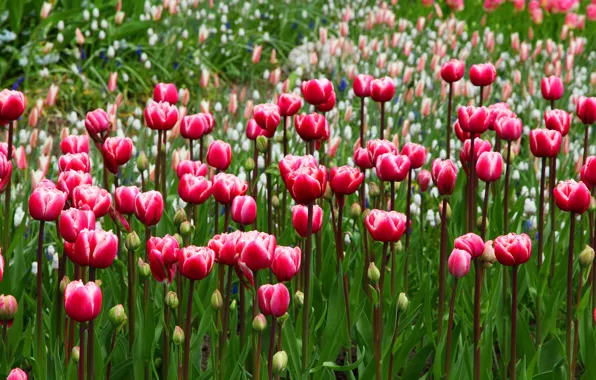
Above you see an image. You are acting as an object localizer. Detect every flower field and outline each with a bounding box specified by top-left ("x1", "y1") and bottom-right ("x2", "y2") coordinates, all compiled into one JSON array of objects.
[{"x1": 0, "y1": 0, "x2": 596, "y2": 379}]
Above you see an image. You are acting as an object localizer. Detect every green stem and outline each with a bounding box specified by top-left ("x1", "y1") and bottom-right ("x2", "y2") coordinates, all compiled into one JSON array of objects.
[{"x1": 36, "y1": 220, "x2": 45, "y2": 373}]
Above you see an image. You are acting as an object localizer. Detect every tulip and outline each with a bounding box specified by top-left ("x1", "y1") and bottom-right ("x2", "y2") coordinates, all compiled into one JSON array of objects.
[
  {"x1": 329, "y1": 166, "x2": 364, "y2": 195},
  {"x1": 292, "y1": 204, "x2": 323, "y2": 238},
  {"x1": 440, "y1": 59, "x2": 465, "y2": 83},
  {"x1": 540, "y1": 76, "x2": 564, "y2": 101},
  {"x1": 370, "y1": 77, "x2": 395, "y2": 103},
  {"x1": 375, "y1": 153, "x2": 410, "y2": 183},
  {"x1": 176, "y1": 159, "x2": 208, "y2": 178},
  {"x1": 85, "y1": 108, "x2": 110, "y2": 140},
  {"x1": 282, "y1": 163, "x2": 327, "y2": 205},
  {"x1": 253, "y1": 103, "x2": 281, "y2": 133},
  {"x1": 237, "y1": 231, "x2": 276, "y2": 272},
  {"x1": 294, "y1": 113, "x2": 328, "y2": 142},
  {"x1": 277, "y1": 93, "x2": 302, "y2": 116},
  {"x1": 148, "y1": 244, "x2": 176, "y2": 283},
  {"x1": 58, "y1": 153, "x2": 91, "y2": 173},
  {"x1": 211, "y1": 173, "x2": 247, "y2": 205},
  {"x1": 102, "y1": 137, "x2": 133, "y2": 174},
  {"x1": 278, "y1": 155, "x2": 318, "y2": 181},
  {"x1": 554, "y1": 180, "x2": 590, "y2": 214},
  {"x1": 353, "y1": 147, "x2": 373, "y2": 169},
  {"x1": 180, "y1": 113, "x2": 214, "y2": 140},
  {"x1": 258, "y1": 283, "x2": 290, "y2": 317},
  {"x1": 208, "y1": 231, "x2": 242, "y2": 266},
  {"x1": 153, "y1": 83, "x2": 178, "y2": 104},
  {"x1": 0, "y1": 90, "x2": 26, "y2": 121},
  {"x1": 72, "y1": 229, "x2": 118, "y2": 269},
  {"x1": 494, "y1": 116, "x2": 522, "y2": 141},
  {"x1": 0, "y1": 153, "x2": 7, "y2": 180},
  {"x1": 401, "y1": 142, "x2": 426, "y2": 169},
  {"x1": 469, "y1": 63, "x2": 496, "y2": 87},
  {"x1": 59, "y1": 209, "x2": 96, "y2": 243},
  {"x1": 486, "y1": 104, "x2": 516, "y2": 130},
  {"x1": 581, "y1": 156, "x2": 596, "y2": 188},
  {"x1": 0, "y1": 294, "x2": 18, "y2": 327},
  {"x1": 544, "y1": 109, "x2": 571, "y2": 136},
  {"x1": 61, "y1": 135, "x2": 90, "y2": 154},
  {"x1": 246, "y1": 118, "x2": 272, "y2": 140},
  {"x1": 529, "y1": 128, "x2": 562, "y2": 158},
  {"x1": 64, "y1": 280, "x2": 102, "y2": 322},
  {"x1": 28, "y1": 187, "x2": 67, "y2": 221},
  {"x1": 353, "y1": 74, "x2": 374, "y2": 97},
  {"x1": 115, "y1": 186, "x2": 141, "y2": 215},
  {"x1": 417, "y1": 170, "x2": 431, "y2": 192},
  {"x1": 457, "y1": 106, "x2": 490, "y2": 134},
  {"x1": 178, "y1": 174, "x2": 212, "y2": 204},
  {"x1": 460, "y1": 138, "x2": 492, "y2": 174},
  {"x1": 231, "y1": 195, "x2": 257, "y2": 225},
  {"x1": 494, "y1": 233, "x2": 532, "y2": 266},
  {"x1": 476, "y1": 152, "x2": 503, "y2": 182},
  {"x1": 72, "y1": 185, "x2": 112, "y2": 218},
  {"x1": 301, "y1": 78, "x2": 334, "y2": 105},
  {"x1": 134, "y1": 190, "x2": 164, "y2": 226},
  {"x1": 431, "y1": 159, "x2": 458, "y2": 196},
  {"x1": 147, "y1": 235, "x2": 179, "y2": 265},
  {"x1": 271, "y1": 246, "x2": 301, "y2": 282},
  {"x1": 177, "y1": 246, "x2": 215, "y2": 280},
  {"x1": 7, "y1": 368, "x2": 28, "y2": 380},
  {"x1": 316, "y1": 91, "x2": 336, "y2": 112},
  {"x1": 144, "y1": 101, "x2": 179, "y2": 131},
  {"x1": 448, "y1": 249, "x2": 471, "y2": 277},
  {"x1": 576, "y1": 96, "x2": 596, "y2": 125},
  {"x1": 454, "y1": 233, "x2": 485, "y2": 259},
  {"x1": 206, "y1": 140, "x2": 232, "y2": 171},
  {"x1": 364, "y1": 209, "x2": 407, "y2": 242},
  {"x1": 367, "y1": 139, "x2": 397, "y2": 165}
]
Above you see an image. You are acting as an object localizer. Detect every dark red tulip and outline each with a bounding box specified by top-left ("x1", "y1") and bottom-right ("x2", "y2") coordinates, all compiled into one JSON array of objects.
[
  {"x1": 440, "y1": 59, "x2": 465, "y2": 83},
  {"x1": 277, "y1": 93, "x2": 302, "y2": 117},
  {"x1": 469, "y1": 63, "x2": 496, "y2": 87}
]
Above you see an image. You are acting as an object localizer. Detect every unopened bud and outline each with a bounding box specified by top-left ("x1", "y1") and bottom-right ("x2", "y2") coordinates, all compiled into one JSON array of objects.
[
  {"x1": 125, "y1": 232, "x2": 141, "y2": 251},
  {"x1": 481, "y1": 241, "x2": 496, "y2": 264},
  {"x1": 439, "y1": 201, "x2": 452, "y2": 220},
  {"x1": 294, "y1": 291, "x2": 304, "y2": 307},
  {"x1": 350, "y1": 203, "x2": 362, "y2": 218},
  {"x1": 180, "y1": 221, "x2": 193, "y2": 237},
  {"x1": 95, "y1": 279, "x2": 102, "y2": 288},
  {"x1": 272, "y1": 351, "x2": 288, "y2": 375},
  {"x1": 368, "y1": 263, "x2": 380, "y2": 283},
  {"x1": 579, "y1": 245, "x2": 595, "y2": 268},
  {"x1": 272, "y1": 195, "x2": 280, "y2": 208},
  {"x1": 137, "y1": 152, "x2": 148, "y2": 171},
  {"x1": 244, "y1": 158, "x2": 255, "y2": 172},
  {"x1": 230, "y1": 299, "x2": 236, "y2": 311},
  {"x1": 60, "y1": 276, "x2": 70, "y2": 293},
  {"x1": 109, "y1": 304, "x2": 127, "y2": 329},
  {"x1": 165, "y1": 291, "x2": 179, "y2": 309},
  {"x1": 139, "y1": 261, "x2": 151, "y2": 278},
  {"x1": 72, "y1": 346, "x2": 80, "y2": 363},
  {"x1": 323, "y1": 183, "x2": 333, "y2": 200},
  {"x1": 476, "y1": 216, "x2": 484, "y2": 228},
  {"x1": 256, "y1": 136, "x2": 269, "y2": 153},
  {"x1": 590, "y1": 197, "x2": 596, "y2": 212},
  {"x1": 211, "y1": 289, "x2": 223, "y2": 311},
  {"x1": 396, "y1": 241, "x2": 403, "y2": 253},
  {"x1": 369, "y1": 182, "x2": 380, "y2": 198},
  {"x1": 277, "y1": 312, "x2": 289, "y2": 325},
  {"x1": 174, "y1": 209, "x2": 187, "y2": 226},
  {"x1": 253, "y1": 314, "x2": 267, "y2": 332},
  {"x1": 398, "y1": 293, "x2": 409, "y2": 312},
  {"x1": 172, "y1": 233, "x2": 184, "y2": 247},
  {"x1": 173, "y1": 326, "x2": 184, "y2": 345}
]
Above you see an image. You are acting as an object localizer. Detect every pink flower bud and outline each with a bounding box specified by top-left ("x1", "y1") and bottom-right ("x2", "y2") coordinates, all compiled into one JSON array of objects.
[
  {"x1": 176, "y1": 160, "x2": 208, "y2": 178},
  {"x1": 28, "y1": 187, "x2": 67, "y2": 221},
  {"x1": 370, "y1": 77, "x2": 395, "y2": 103},
  {"x1": 375, "y1": 153, "x2": 411, "y2": 182},
  {"x1": 206, "y1": 140, "x2": 232, "y2": 171},
  {"x1": 60, "y1": 135, "x2": 90, "y2": 155},
  {"x1": 231, "y1": 195, "x2": 257, "y2": 225},
  {"x1": 258, "y1": 283, "x2": 290, "y2": 317},
  {"x1": 177, "y1": 246, "x2": 215, "y2": 280},
  {"x1": 59, "y1": 209, "x2": 96, "y2": 243},
  {"x1": 0, "y1": 90, "x2": 26, "y2": 121},
  {"x1": 576, "y1": 96, "x2": 596, "y2": 125},
  {"x1": 469, "y1": 63, "x2": 496, "y2": 87},
  {"x1": 57, "y1": 170, "x2": 92, "y2": 198},
  {"x1": 178, "y1": 174, "x2": 212, "y2": 205},
  {"x1": 59, "y1": 153, "x2": 91, "y2": 173},
  {"x1": 494, "y1": 233, "x2": 532, "y2": 266},
  {"x1": 540, "y1": 75, "x2": 564, "y2": 101},
  {"x1": 180, "y1": 113, "x2": 214, "y2": 140},
  {"x1": 454, "y1": 233, "x2": 485, "y2": 259},
  {"x1": 85, "y1": 109, "x2": 110, "y2": 138},
  {"x1": 271, "y1": 246, "x2": 301, "y2": 282},
  {"x1": 0, "y1": 294, "x2": 17, "y2": 326},
  {"x1": 431, "y1": 159, "x2": 458, "y2": 196},
  {"x1": 448, "y1": 249, "x2": 471, "y2": 277},
  {"x1": 253, "y1": 103, "x2": 281, "y2": 133},
  {"x1": 102, "y1": 137, "x2": 133, "y2": 174},
  {"x1": 294, "y1": 113, "x2": 329, "y2": 142},
  {"x1": 291, "y1": 204, "x2": 323, "y2": 238},
  {"x1": 7, "y1": 368, "x2": 28, "y2": 380},
  {"x1": 153, "y1": 83, "x2": 178, "y2": 104},
  {"x1": 64, "y1": 280, "x2": 102, "y2": 322},
  {"x1": 330, "y1": 166, "x2": 364, "y2": 195},
  {"x1": 134, "y1": 191, "x2": 164, "y2": 226},
  {"x1": 440, "y1": 59, "x2": 465, "y2": 83},
  {"x1": 115, "y1": 186, "x2": 141, "y2": 215},
  {"x1": 529, "y1": 128, "x2": 562, "y2": 158},
  {"x1": 476, "y1": 152, "x2": 503, "y2": 183},
  {"x1": 353, "y1": 74, "x2": 374, "y2": 97},
  {"x1": 277, "y1": 93, "x2": 302, "y2": 117}
]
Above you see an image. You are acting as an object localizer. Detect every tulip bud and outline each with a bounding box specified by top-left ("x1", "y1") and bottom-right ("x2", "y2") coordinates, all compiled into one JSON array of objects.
[
  {"x1": 476, "y1": 216, "x2": 484, "y2": 228},
  {"x1": 350, "y1": 203, "x2": 361, "y2": 218},
  {"x1": 180, "y1": 221, "x2": 193, "y2": 237},
  {"x1": 277, "y1": 312, "x2": 289, "y2": 325},
  {"x1": 165, "y1": 291, "x2": 179, "y2": 309},
  {"x1": 272, "y1": 351, "x2": 289, "y2": 375},
  {"x1": 369, "y1": 182, "x2": 380, "y2": 198},
  {"x1": 125, "y1": 232, "x2": 141, "y2": 251},
  {"x1": 579, "y1": 245, "x2": 595, "y2": 268},
  {"x1": 96, "y1": 280, "x2": 103, "y2": 288},
  {"x1": 294, "y1": 291, "x2": 304, "y2": 307},
  {"x1": 323, "y1": 183, "x2": 333, "y2": 200},
  {"x1": 230, "y1": 299, "x2": 236, "y2": 311},
  {"x1": 154, "y1": 358, "x2": 162, "y2": 369},
  {"x1": 398, "y1": 293, "x2": 409, "y2": 311},
  {"x1": 139, "y1": 262, "x2": 151, "y2": 278},
  {"x1": 137, "y1": 152, "x2": 148, "y2": 171},
  {"x1": 272, "y1": 195, "x2": 280, "y2": 208},
  {"x1": 368, "y1": 263, "x2": 380, "y2": 283},
  {"x1": 244, "y1": 158, "x2": 255, "y2": 171},
  {"x1": 109, "y1": 304, "x2": 127, "y2": 329},
  {"x1": 174, "y1": 209, "x2": 187, "y2": 226},
  {"x1": 211, "y1": 289, "x2": 223, "y2": 311},
  {"x1": 72, "y1": 346, "x2": 80, "y2": 363},
  {"x1": 172, "y1": 233, "x2": 184, "y2": 247},
  {"x1": 256, "y1": 136, "x2": 269, "y2": 153},
  {"x1": 173, "y1": 326, "x2": 184, "y2": 345},
  {"x1": 252, "y1": 313, "x2": 267, "y2": 332},
  {"x1": 396, "y1": 241, "x2": 403, "y2": 253},
  {"x1": 590, "y1": 197, "x2": 596, "y2": 212},
  {"x1": 60, "y1": 276, "x2": 70, "y2": 293}
]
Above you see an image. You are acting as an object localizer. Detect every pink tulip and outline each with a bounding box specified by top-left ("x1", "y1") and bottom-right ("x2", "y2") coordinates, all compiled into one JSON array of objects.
[
  {"x1": 316, "y1": 91, "x2": 336, "y2": 112},
  {"x1": 417, "y1": 169, "x2": 431, "y2": 192},
  {"x1": 291, "y1": 204, "x2": 323, "y2": 238},
  {"x1": 458, "y1": 106, "x2": 490, "y2": 134},
  {"x1": 544, "y1": 109, "x2": 571, "y2": 136},
  {"x1": 476, "y1": 152, "x2": 503, "y2": 182},
  {"x1": 60, "y1": 135, "x2": 90, "y2": 155},
  {"x1": 282, "y1": 162, "x2": 327, "y2": 205},
  {"x1": 353, "y1": 74, "x2": 374, "y2": 97},
  {"x1": 370, "y1": 77, "x2": 395, "y2": 103},
  {"x1": 107, "y1": 72, "x2": 118, "y2": 92},
  {"x1": 440, "y1": 59, "x2": 465, "y2": 83},
  {"x1": 7, "y1": 368, "x2": 28, "y2": 380},
  {"x1": 58, "y1": 153, "x2": 90, "y2": 173},
  {"x1": 176, "y1": 160, "x2": 208, "y2": 178},
  {"x1": 64, "y1": 280, "x2": 102, "y2": 322},
  {"x1": 294, "y1": 113, "x2": 329, "y2": 141},
  {"x1": 148, "y1": 246, "x2": 177, "y2": 283},
  {"x1": 153, "y1": 83, "x2": 178, "y2": 104},
  {"x1": 448, "y1": 249, "x2": 471, "y2": 277},
  {"x1": 147, "y1": 235, "x2": 179, "y2": 265},
  {"x1": 134, "y1": 191, "x2": 163, "y2": 226},
  {"x1": 553, "y1": 180, "x2": 591, "y2": 214},
  {"x1": 460, "y1": 138, "x2": 492, "y2": 174},
  {"x1": 364, "y1": 209, "x2": 407, "y2": 242},
  {"x1": 367, "y1": 139, "x2": 397, "y2": 165},
  {"x1": 211, "y1": 173, "x2": 247, "y2": 204},
  {"x1": 73, "y1": 229, "x2": 118, "y2": 268},
  {"x1": 115, "y1": 186, "x2": 141, "y2": 215},
  {"x1": 529, "y1": 128, "x2": 562, "y2": 158},
  {"x1": 253, "y1": 103, "x2": 281, "y2": 133},
  {"x1": 208, "y1": 231, "x2": 242, "y2": 265},
  {"x1": 540, "y1": 76, "x2": 564, "y2": 101},
  {"x1": 144, "y1": 101, "x2": 179, "y2": 130},
  {"x1": 277, "y1": 93, "x2": 302, "y2": 117},
  {"x1": 353, "y1": 147, "x2": 374, "y2": 169},
  {"x1": 431, "y1": 159, "x2": 458, "y2": 196},
  {"x1": 580, "y1": 156, "x2": 596, "y2": 188},
  {"x1": 469, "y1": 63, "x2": 496, "y2": 87},
  {"x1": 231, "y1": 195, "x2": 257, "y2": 225},
  {"x1": 0, "y1": 294, "x2": 18, "y2": 327},
  {"x1": 0, "y1": 90, "x2": 26, "y2": 121},
  {"x1": 85, "y1": 109, "x2": 110, "y2": 139},
  {"x1": 72, "y1": 185, "x2": 112, "y2": 218},
  {"x1": 102, "y1": 137, "x2": 133, "y2": 174},
  {"x1": 494, "y1": 233, "x2": 532, "y2": 266},
  {"x1": 401, "y1": 142, "x2": 427, "y2": 169},
  {"x1": 237, "y1": 231, "x2": 276, "y2": 272},
  {"x1": 59, "y1": 209, "x2": 96, "y2": 243},
  {"x1": 279, "y1": 155, "x2": 318, "y2": 181},
  {"x1": 180, "y1": 113, "x2": 214, "y2": 140},
  {"x1": 258, "y1": 283, "x2": 290, "y2": 317},
  {"x1": 454, "y1": 233, "x2": 485, "y2": 259},
  {"x1": 375, "y1": 153, "x2": 411, "y2": 182},
  {"x1": 576, "y1": 96, "x2": 596, "y2": 125},
  {"x1": 177, "y1": 246, "x2": 215, "y2": 280},
  {"x1": 56, "y1": 170, "x2": 92, "y2": 198},
  {"x1": 246, "y1": 118, "x2": 272, "y2": 140},
  {"x1": 271, "y1": 246, "x2": 301, "y2": 282},
  {"x1": 329, "y1": 166, "x2": 364, "y2": 195},
  {"x1": 494, "y1": 116, "x2": 522, "y2": 141},
  {"x1": 301, "y1": 78, "x2": 334, "y2": 105},
  {"x1": 206, "y1": 140, "x2": 232, "y2": 171},
  {"x1": 28, "y1": 187, "x2": 67, "y2": 221},
  {"x1": 178, "y1": 174, "x2": 212, "y2": 205}
]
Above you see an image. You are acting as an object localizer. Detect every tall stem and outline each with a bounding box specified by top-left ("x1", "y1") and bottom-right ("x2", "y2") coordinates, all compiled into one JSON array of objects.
[
  {"x1": 267, "y1": 319, "x2": 277, "y2": 379},
  {"x1": 266, "y1": 143, "x2": 273, "y2": 235},
  {"x1": 404, "y1": 169, "x2": 413, "y2": 291},
  {"x1": 446, "y1": 83, "x2": 453, "y2": 160},
  {"x1": 378, "y1": 242, "x2": 390, "y2": 340},
  {"x1": 156, "y1": 130, "x2": 162, "y2": 192},
  {"x1": 480, "y1": 184, "x2": 490, "y2": 240},
  {"x1": 536, "y1": 156, "x2": 547, "y2": 345},
  {"x1": 473, "y1": 260, "x2": 482, "y2": 380},
  {"x1": 79, "y1": 322, "x2": 86, "y2": 380},
  {"x1": 183, "y1": 280, "x2": 194, "y2": 380},
  {"x1": 127, "y1": 249, "x2": 136, "y2": 353},
  {"x1": 106, "y1": 329, "x2": 118, "y2": 380},
  {"x1": 390, "y1": 180, "x2": 396, "y2": 296},
  {"x1": 36, "y1": 220, "x2": 45, "y2": 372},
  {"x1": 336, "y1": 195, "x2": 352, "y2": 364},
  {"x1": 379, "y1": 102, "x2": 385, "y2": 140},
  {"x1": 548, "y1": 156, "x2": 557, "y2": 285},
  {"x1": 252, "y1": 141, "x2": 259, "y2": 196},
  {"x1": 162, "y1": 131, "x2": 168, "y2": 208},
  {"x1": 163, "y1": 283, "x2": 170, "y2": 380},
  {"x1": 255, "y1": 332, "x2": 263, "y2": 380},
  {"x1": 199, "y1": 136, "x2": 204, "y2": 163},
  {"x1": 566, "y1": 213, "x2": 575, "y2": 374},
  {"x1": 468, "y1": 138, "x2": 476, "y2": 232},
  {"x1": 302, "y1": 202, "x2": 314, "y2": 372},
  {"x1": 360, "y1": 97, "x2": 366, "y2": 146},
  {"x1": 387, "y1": 310, "x2": 401, "y2": 379},
  {"x1": 3, "y1": 120, "x2": 14, "y2": 250},
  {"x1": 87, "y1": 267, "x2": 97, "y2": 380},
  {"x1": 510, "y1": 265, "x2": 518, "y2": 380},
  {"x1": 438, "y1": 198, "x2": 448, "y2": 337},
  {"x1": 583, "y1": 126, "x2": 590, "y2": 165},
  {"x1": 220, "y1": 265, "x2": 233, "y2": 374},
  {"x1": 504, "y1": 141, "x2": 512, "y2": 232},
  {"x1": 445, "y1": 279, "x2": 458, "y2": 378},
  {"x1": 282, "y1": 116, "x2": 288, "y2": 228},
  {"x1": 571, "y1": 267, "x2": 583, "y2": 378}
]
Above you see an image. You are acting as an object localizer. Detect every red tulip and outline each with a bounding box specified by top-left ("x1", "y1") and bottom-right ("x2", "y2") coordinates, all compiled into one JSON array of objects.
[
  {"x1": 147, "y1": 235, "x2": 180, "y2": 265},
  {"x1": 64, "y1": 280, "x2": 102, "y2": 322},
  {"x1": 469, "y1": 63, "x2": 496, "y2": 87},
  {"x1": 73, "y1": 229, "x2": 118, "y2": 268},
  {"x1": 279, "y1": 155, "x2": 318, "y2": 181},
  {"x1": 102, "y1": 137, "x2": 133, "y2": 174},
  {"x1": 370, "y1": 77, "x2": 395, "y2": 103},
  {"x1": 176, "y1": 160, "x2": 208, "y2": 178},
  {"x1": 448, "y1": 249, "x2": 471, "y2": 277},
  {"x1": 253, "y1": 103, "x2": 281, "y2": 132},
  {"x1": 544, "y1": 109, "x2": 571, "y2": 136},
  {"x1": 353, "y1": 147, "x2": 373, "y2": 169},
  {"x1": 283, "y1": 163, "x2": 327, "y2": 205},
  {"x1": 206, "y1": 140, "x2": 232, "y2": 171},
  {"x1": 258, "y1": 283, "x2": 290, "y2": 317},
  {"x1": 301, "y1": 78, "x2": 334, "y2": 105},
  {"x1": 364, "y1": 209, "x2": 407, "y2": 242},
  {"x1": 486, "y1": 104, "x2": 516, "y2": 131},
  {"x1": 178, "y1": 174, "x2": 212, "y2": 204},
  {"x1": 330, "y1": 165, "x2": 364, "y2": 195},
  {"x1": 494, "y1": 116, "x2": 522, "y2": 141},
  {"x1": 177, "y1": 246, "x2": 215, "y2": 280},
  {"x1": 431, "y1": 159, "x2": 458, "y2": 196},
  {"x1": 0, "y1": 90, "x2": 26, "y2": 121},
  {"x1": 375, "y1": 153, "x2": 411, "y2": 182},
  {"x1": 367, "y1": 139, "x2": 397, "y2": 165},
  {"x1": 494, "y1": 233, "x2": 532, "y2": 266},
  {"x1": 460, "y1": 138, "x2": 492, "y2": 174},
  {"x1": 529, "y1": 128, "x2": 562, "y2": 158},
  {"x1": 72, "y1": 185, "x2": 112, "y2": 218},
  {"x1": 134, "y1": 190, "x2": 164, "y2": 226},
  {"x1": 458, "y1": 106, "x2": 490, "y2": 134},
  {"x1": 316, "y1": 91, "x2": 336, "y2": 112},
  {"x1": 0, "y1": 294, "x2": 18, "y2": 327},
  {"x1": 353, "y1": 74, "x2": 374, "y2": 97},
  {"x1": 85, "y1": 108, "x2": 110, "y2": 137},
  {"x1": 401, "y1": 142, "x2": 427, "y2": 169},
  {"x1": 0, "y1": 160, "x2": 12, "y2": 192},
  {"x1": 0, "y1": 153, "x2": 8, "y2": 179},
  {"x1": 580, "y1": 156, "x2": 596, "y2": 188},
  {"x1": 292, "y1": 204, "x2": 323, "y2": 238},
  {"x1": 28, "y1": 187, "x2": 67, "y2": 221},
  {"x1": 0, "y1": 253, "x2": 4, "y2": 282},
  {"x1": 7, "y1": 368, "x2": 28, "y2": 380},
  {"x1": 115, "y1": 186, "x2": 141, "y2": 215},
  {"x1": 58, "y1": 153, "x2": 90, "y2": 173},
  {"x1": 57, "y1": 170, "x2": 93, "y2": 198},
  {"x1": 540, "y1": 76, "x2": 564, "y2": 101},
  {"x1": 148, "y1": 246, "x2": 176, "y2": 283},
  {"x1": 231, "y1": 195, "x2": 257, "y2": 225},
  {"x1": 453, "y1": 120, "x2": 480, "y2": 142},
  {"x1": 476, "y1": 152, "x2": 503, "y2": 182},
  {"x1": 153, "y1": 83, "x2": 178, "y2": 104},
  {"x1": 208, "y1": 231, "x2": 242, "y2": 266},
  {"x1": 144, "y1": 101, "x2": 179, "y2": 130},
  {"x1": 59, "y1": 209, "x2": 96, "y2": 243},
  {"x1": 454, "y1": 233, "x2": 485, "y2": 259},
  {"x1": 237, "y1": 231, "x2": 276, "y2": 271},
  {"x1": 60, "y1": 135, "x2": 90, "y2": 155},
  {"x1": 246, "y1": 118, "x2": 273, "y2": 140},
  {"x1": 294, "y1": 113, "x2": 328, "y2": 141},
  {"x1": 553, "y1": 180, "x2": 591, "y2": 214},
  {"x1": 417, "y1": 169, "x2": 431, "y2": 192},
  {"x1": 277, "y1": 93, "x2": 302, "y2": 117},
  {"x1": 440, "y1": 59, "x2": 465, "y2": 83},
  {"x1": 211, "y1": 173, "x2": 247, "y2": 204},
  {"x1": 180, "y1": 113, "x2": 214, "y2": 140},
  {"x1": 576, "y1": 96, "x2": 596, "y2": 125},
  {"x1": 271, "y1": 246, "x2": 301, "y2": 282}
]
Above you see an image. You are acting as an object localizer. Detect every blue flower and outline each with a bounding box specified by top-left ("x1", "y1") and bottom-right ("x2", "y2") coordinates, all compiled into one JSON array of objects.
[{"x1": 339, "y1": 77, "x2": 347, "y2": 92}]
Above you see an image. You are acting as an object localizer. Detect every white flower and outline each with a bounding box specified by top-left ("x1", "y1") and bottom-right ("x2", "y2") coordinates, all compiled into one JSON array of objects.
[
  {"x1": 83, "y1": 9, "x2": 90, "y2": 21},
  {"x1": 14, "y1": 206, "x2": 24, "y2": 227},
  {"x1": 57, "y1": 20, "x2": 64, "y2": 30},
  {"x1": 57, "y1": 33, "x2": 64, "y2": 43},
  {"x1": 32, "y1": 262, "x2": 38, "y2": 276},
  {"x1": 52, "y1": 253, "x2": 59, "y2": 270}
]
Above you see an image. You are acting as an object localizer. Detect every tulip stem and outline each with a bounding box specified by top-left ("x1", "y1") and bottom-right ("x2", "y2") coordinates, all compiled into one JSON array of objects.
[
  {"x1": 219, "y1": 265, "x2": 233, "y2": 377},
  {"x1": 79, "y1": 322, "x2": 86, "y2": 380},
  {"x1": 35, "y1": 220, "x2": 45, "y2": 373},
  {"x1": 387, "y1": 309, "x2": 401, "y2": 379},
  {"x1": 183, "y1": 280, "x2": 194, "y2": 380},
  {"x1": 473, "y1": 260, "x2": 482, "y2": 380},
  {"x1": 282, "y1": 116, "x2": 288, "y2": 229},
  {"x1": 252, "y1": 141, "x2": 259, "y2": 196},
  {"x1": 566, "y1": 213, "x2": 575, "y2": 374},
  {"x1": 189, "y1": 139, "x2": 194, "y2": 161},
  {"x1": 379, "y1": 102, "x2": 385, "y2": 139},
  {"x1": 302, "y1": 202, "x2": 314, "y2": 372},
  {"x1": 583, "y1": 126, "x2": 590, "y2": 166},
  {"x1": 592, "y1": 188, "x2": 596, "y2": 312},
  {"x1": 267, "y1": 319, "x2": 277, "y2": 379},
  {"x1": 469, "y1": 137, "x2": 476, "y2": 233},
  {"x1": 390, "y1": 180, "x2": 396, "y2": 298},
  {"x1": 255, "y1": 331, "x2": 263, "y2": 380},
  {"x1": 128, "y1": 248, "x2": 136, "y2": 353},
  {"x1": 378, "y1": 242, "x2": 390, "y2": 340},
  {"x1": 106, "y1": 328, "x2": 118, "y2": 380},
  {"x1": 361, "y1": 172, "x2": 371, "y2": 295},
  {"x1": 548, "y1": 155, "x2": 557, "y2": 286},
  {"x1": 404, "y1": 169, "x2": 412, "y2": 292},
  {"x1": 161, "y1": 131, "x2": 168, "y2": 209},
  {"x1": 510, "y1": 265, "x2": 518, "y2": 380},
  {"x1": 445, "y1": 279, "x2": 458, "y2": 378},
  {"x1": 336, "y1": 195, "x2": 352, "y2": 365},
  {"x1": 156, "y1": 130, "x2": 162, "y2": 192},
  {"x1": 199, "y1": 136, "x2": 204, "y2": 163},
  {"x1": 446, "y1": 83, "x2": 453, "y2": 160},
  {"x1": 536, "y1": 156, "x2": 547, "y2": 345},
  {"x1": 571, "y1": 266, "x2": 583, "y2": 378},
  {"x1": 480, "y1": 184, "x2": 490, "y2": 240},
  {"x1": 503, "y1": 140, "x2": 512, "y2": 233},
  {"x1": 438, "y1": 198, "x2": 448, "y2": 337},
  {"x1": 3, "y1": 120, "x2": 14, "y2": 251},
  {"x1": 360, "y1": 97, "x2": 366, "y2": 147},
  {"x1": 163, "y1": 283, "x2": 171, "y2": 380},
  {"x1": 88, "y1": 267, "x2": 96, "y2": 380},
  {"x1": 266, "y1": 143, "x2": 273, "y2": 235}
]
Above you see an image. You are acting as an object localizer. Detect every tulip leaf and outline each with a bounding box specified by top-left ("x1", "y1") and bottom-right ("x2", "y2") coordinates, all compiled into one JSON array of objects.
[{"x1": 309, "y1": 346, "x2": 366, "y2": 373}]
